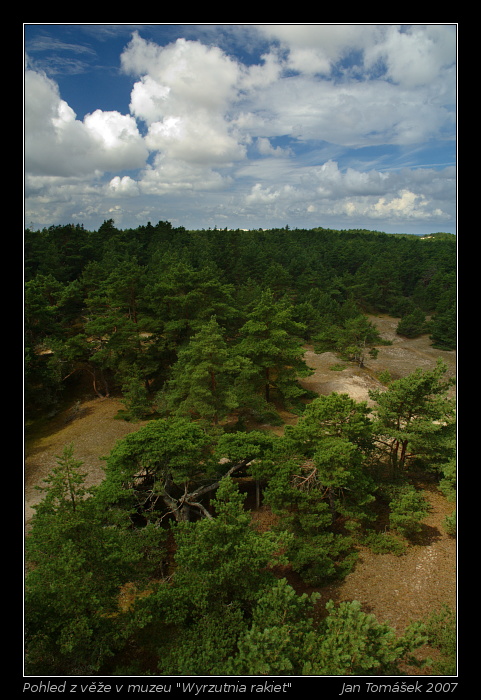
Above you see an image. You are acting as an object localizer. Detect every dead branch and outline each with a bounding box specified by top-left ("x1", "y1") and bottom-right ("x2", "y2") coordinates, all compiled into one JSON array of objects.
[{"x1": 291, "y1": 465, "x2": 318, "y2": 491}]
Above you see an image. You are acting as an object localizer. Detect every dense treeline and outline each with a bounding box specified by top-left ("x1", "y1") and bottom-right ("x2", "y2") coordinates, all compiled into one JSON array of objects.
[
  {"x1": 25, "y1": 221, "x2": 456, "y2": 676},
  {"x1": 25, "y1": 220, "x2": 456, "y2": 417}
]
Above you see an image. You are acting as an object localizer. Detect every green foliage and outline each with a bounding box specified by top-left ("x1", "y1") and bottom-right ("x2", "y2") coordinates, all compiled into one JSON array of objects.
[
  {"x1": 369, "y1": 359, "x2": 455, "y2": 473},
  {"x1": 377, "y1": 369, "x2": 393, "y2": 386},
  {"x1": 24, "y1": 222, "x2": 456, "y2": 414},
  {"x1": 329, "y1": 362, "x2": 347, "y2": 371},
  {"x1": 207, "y1": 576, "x2": 426, "y2": 677},
  {"x1": 147, "y1": 478, "x2": 288, "y2": 675},
  {"x1": 164, "y1": 477, "x2": 285, "y2": 613},
  {"x1": 314, "y1": 313, "x2": 384, "y2": 367},
  {"x1": 284, "y1": 394, "x2": 376, "y2": 524},
  {"x1": 100, "y1": 420, "x2": 278, "y2": 526},
  {"x1": 214, "y1": 429, "x2": 278, "y2": 465},
  {"x1": 224, "y1": 584, "x2": 426, "y2": 676},
  {"x1": 285, "y1": 392, "x2": 374, "y2": 451},
  {"x1": 422, "y1": 605, "x2": 457, "y2": 675},
  {"x1": 32, "y1": 443, "x2": 89, "y2": 514},
  {"x1": 303, "y1": 599, "x2": 427, "y2": 675},
  {"x1": 259, "y1": 456, "x2": 358, "y2": 586},
  {"x1": 287, "y1": 526, "x2": 357, "y2": 586},
  {"x1": 24, "y1": 344, "x2": 65, "y2": 414},
  {"x1": 224, "y1": 578, "x2": 319, "y2": 675},
  {"x1": 146, "y1": 504, "x2": 424, "y2": 676},
  {"x1": 430, "y1": 305, "x2": 456, "y2": 350},
  {"x1": 144, "y1": 260, "x2": 239, "y2": 347},
  {"x1": 25, "y1": 274, "x2": 65, "y2": 343},
  {"x1": 252, "y1": 394, "x2": 376, "y2": 585},
  {"x1": 159, "y1": 603, "x2": 247, "y2": 676},
  {"x1": 396, "y1": 307, "x2": 427, "y2": 338},
  {"x1": 25, "y1": 439, "x2": 435, "y2": 677},
  {"x1": 235, "y1": 288, "x2": 313, "y2": 409},
  {"x1": 388, "y1": 486, "x2": 430, "y2": 538},
  {"x1": 25, "y1": 445, "x2": 163, "y2": 675},
  {"x1": 349, "y1": 255, "x2": 405, "y2": 313},
  {"x1": 119, "y1": 366, "x2": 152, "y2": 421},
  {"x1": 117, "y1": 417, "x2": 211, "y2": 476},
  {"x1": 161, "y1": 316, "x2": 246, "y2": 424},
  {"x1": 438, "y1": 456, "x2": 456, "y2": 501},
  {"x1": 442, "y1": 509, "x2": 456, "y2": 536},
  {"x1": 98, "y1": 417, "x2": 214, "y2": 522},
  {"x1": 362, "y1": 531, "x2": 407, "y2": 556},
  {"x1": 24, "y1": 221, "x2": 456, "y2": 676}
]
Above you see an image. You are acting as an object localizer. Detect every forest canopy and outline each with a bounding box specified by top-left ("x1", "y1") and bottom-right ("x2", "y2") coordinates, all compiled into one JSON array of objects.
[
  {"x1": 24, "y1": 222, "x2": 456, "y2": 677},
  {"x1": 25, "y1": 221, "x2": 456, "y2": 418}
]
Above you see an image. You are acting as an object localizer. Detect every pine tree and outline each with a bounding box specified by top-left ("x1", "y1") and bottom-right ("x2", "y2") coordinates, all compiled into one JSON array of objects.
[
  {"x1": 162, "y1": 316, "x2": 245, "y2": 425},
  {"x1": 25, "y1": 445, "x2": 161, "y2": 675},
  {"x1": 369, "y1": 359, "x2": 455, "y2": 474},
  {"x1": 236, "y1": 289, "x2": 313, "y2": 410},
  {"x1": 396, "y1": 307, "x2": 427, "y2": 338},
  {"x1": 388, "y1": 486, "x2": 430, "y2": 538},
  {"x1": 147, "y1": 478, "x2": 286, "y2": 675},
  {"x1": 224, "y1": 580, "x2": 427, "y2": 676},
  {"x1": 314, "y1": 314, "x2": 383, "y2": 367},
  {"x1": 430, "y1": 304, "x2": 456, "y2": 350}
]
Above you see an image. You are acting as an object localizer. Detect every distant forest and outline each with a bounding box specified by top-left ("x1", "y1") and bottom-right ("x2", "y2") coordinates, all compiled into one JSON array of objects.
[{"x1": 25, "y1": 221, "x2": 456, "y2": 419}]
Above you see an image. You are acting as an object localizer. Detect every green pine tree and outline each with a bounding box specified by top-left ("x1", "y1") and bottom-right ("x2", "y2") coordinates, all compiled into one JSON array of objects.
[
  {"x1": 236, "y1": 289, "x2": 313, "y2": 411},
  {"x1": 162, "y1": 316, "x2": 245, "y2": 425},
  {"x1": 396, "y1": 307, "x2": 427, "y2": 338},
  {"x1": 25, "y1": 445, "x2": 162, "y2": 675},
  {"x1": 369, "y1": 359, "x2": 455, "y2": 474}
]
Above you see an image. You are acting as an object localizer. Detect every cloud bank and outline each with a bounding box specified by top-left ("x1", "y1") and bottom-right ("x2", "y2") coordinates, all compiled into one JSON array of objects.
[{"x1": 24, "y1": 24, "x2": 456, "y2": 232}]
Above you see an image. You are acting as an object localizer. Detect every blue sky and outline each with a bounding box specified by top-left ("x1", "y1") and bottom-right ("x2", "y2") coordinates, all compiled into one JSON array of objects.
[{"x1": 24, "y1": 24, "x2": 457, "y2": 234}]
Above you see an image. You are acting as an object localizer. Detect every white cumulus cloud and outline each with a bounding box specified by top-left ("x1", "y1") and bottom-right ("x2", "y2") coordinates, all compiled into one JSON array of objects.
[
  {"x1": 25, "y1": 62, "x2": 148, "y2": 178},
  {"x1": 119, "y1": 33, "x2": 248, "y2": 179},
  {"x1": 108, "y1": 175, "x2": 140, "y2": 197},
  {"x1": 363, "y1": 24, "x2": 456, "y2": 88}
]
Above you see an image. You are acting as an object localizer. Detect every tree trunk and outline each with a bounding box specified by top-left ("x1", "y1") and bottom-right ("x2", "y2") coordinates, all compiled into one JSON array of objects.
[
  {"x1": 399, "y1": 439, "x2": 409, "y2": 470},
  {"x1": 390, "y1": 439, "x2": 399, "y2": 475},
  {"x1": 178, "y1": 503, "x2": 191, "y2": 521},
  {"x1": 88, "y1": 369, "x2": 106, "y2": 399},
  {"x1": 155, "y1": 457, "x2": 253, "y2": 523},
  {"x1": 162, "y1": 492, "x2": 190, "y2": 522},
  {"x1": 101, "y1": 371, "x2": 110, "y2": 398}
]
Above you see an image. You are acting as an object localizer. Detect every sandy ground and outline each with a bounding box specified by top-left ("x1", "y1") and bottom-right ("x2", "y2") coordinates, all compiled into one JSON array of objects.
[
  {"x1": 299, "y1": 314, "x2": 456, "y2": 405},
  {"x1": 24, "y1": 398, "x2": 149, "y2": 527},
  {"x1": 24, "y1": 315, "x2": 457, "y2": 672},
  {"x1": 256, "y1": 315, "x2": 457, "y2": 672}
]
